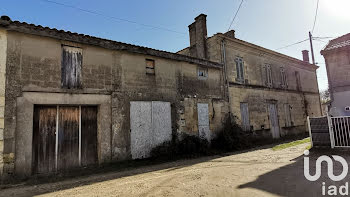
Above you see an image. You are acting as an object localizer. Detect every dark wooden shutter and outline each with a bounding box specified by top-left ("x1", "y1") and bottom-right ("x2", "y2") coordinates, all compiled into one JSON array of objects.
[
  {"x1": 58, "y1": 106, "x2": 80, "y2": 171},
  {"x1": 61, "y1": 46, "x2": 82, "y2": 89},
  {"x1": 33, "y1": 106, "x2": 57, "y2": 174},
  {"x1": 81, "y1": 106, "x2": 98, "y2": 166}
]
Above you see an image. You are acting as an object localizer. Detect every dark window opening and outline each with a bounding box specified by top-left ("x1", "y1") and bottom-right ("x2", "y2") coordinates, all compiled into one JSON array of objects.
[
  {"x1": 198, "y1": 67, "x2": 208, "y2": 79},
  {"x1": 146, "y1": 59, "x2": 155, "y2": 75}
]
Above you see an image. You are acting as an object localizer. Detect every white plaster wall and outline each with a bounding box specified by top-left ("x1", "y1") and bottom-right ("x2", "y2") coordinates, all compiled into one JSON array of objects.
[{"x1": 331, "y1": 90, "x2": 350, "y2": 116}]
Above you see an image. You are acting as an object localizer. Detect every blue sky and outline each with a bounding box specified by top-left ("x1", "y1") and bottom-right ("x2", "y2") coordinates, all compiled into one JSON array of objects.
[{"x1": 1, "y1": 0, "x2": 350, "y2": 91}]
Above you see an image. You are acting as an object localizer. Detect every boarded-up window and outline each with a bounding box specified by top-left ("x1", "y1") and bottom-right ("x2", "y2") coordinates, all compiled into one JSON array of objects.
[
  {"x1": 61, "y1": 46, "x2": 82, "y2": 88},
  {"x1": 235, "y1": 57, "x2": 244, "y2": 83},
  {"x1": 284, "y1": 104, "x2": 292, "y2": 127},
  {"x1": 130, "y1": 101, "x2": 172, "y2": 159},
  {"x1": 280, "y1": 67, "x2": 288, "y2": 88},
  {"x1": 198, "y1": 67, "x2": 208, "y2": 79},
  {"x1": 240, "y1": 102, "x2": 250, "y2": 131},
  {"x1": 146, "y1": 59, "x2": 155, "y2": 75}
]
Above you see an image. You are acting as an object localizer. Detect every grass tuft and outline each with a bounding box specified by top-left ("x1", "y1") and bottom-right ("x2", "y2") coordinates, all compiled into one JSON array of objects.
[{"x1": 272, "y1": 138, "x2": 310, "y2": 151}]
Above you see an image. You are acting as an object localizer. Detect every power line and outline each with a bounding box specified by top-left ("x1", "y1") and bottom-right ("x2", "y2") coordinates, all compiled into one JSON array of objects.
[
  {"x1": 311, "y1": 0, "x2": 320, "y2": 33},
  {"x1": 276, "y1": 38, "x2": 309, "y2": 50},
  {"x1": 227, "y1": 0, "x2": 244, "y2": 31},
  {"x1": 38, "y1": 0, "x2": 187, "y2": 35}
]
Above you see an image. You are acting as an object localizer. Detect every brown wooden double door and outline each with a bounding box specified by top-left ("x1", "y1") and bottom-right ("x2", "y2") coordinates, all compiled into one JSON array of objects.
[{"x1": 33, "y1": 105, "x2": 98, "y2": 174}]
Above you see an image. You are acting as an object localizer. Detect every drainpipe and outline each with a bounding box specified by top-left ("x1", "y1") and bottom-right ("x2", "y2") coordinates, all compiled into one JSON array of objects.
[{"x1": 221, "y1": 39, "x2": 232, "y2": 114}]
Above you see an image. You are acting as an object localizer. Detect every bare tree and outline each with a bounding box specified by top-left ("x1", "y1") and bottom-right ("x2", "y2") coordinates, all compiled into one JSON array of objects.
[{"x1": 320, "y1": 88, "x2": 330, "y2": 104}]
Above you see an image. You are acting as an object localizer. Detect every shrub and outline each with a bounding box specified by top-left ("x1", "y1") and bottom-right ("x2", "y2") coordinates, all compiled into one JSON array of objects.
[
  {"x1": 211, "y1": 114, "x2": 252, "y2": 151},
  {"x1": 150, "y1": 134, "x2": 210, "y2": 159}
]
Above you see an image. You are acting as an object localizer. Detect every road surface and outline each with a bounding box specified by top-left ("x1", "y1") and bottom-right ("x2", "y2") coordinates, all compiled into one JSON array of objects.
[{"x1": 1, "y1": 141, "x2": 344, "y2": 197}]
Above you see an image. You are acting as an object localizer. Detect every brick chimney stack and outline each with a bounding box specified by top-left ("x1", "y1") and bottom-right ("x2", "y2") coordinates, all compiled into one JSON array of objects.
[
  {"x1": 302, "y1": 50, "x2": 310, "y2": 63},
  {"x1": 188, "y1": 14, "x2": 208, "y2": 59}
]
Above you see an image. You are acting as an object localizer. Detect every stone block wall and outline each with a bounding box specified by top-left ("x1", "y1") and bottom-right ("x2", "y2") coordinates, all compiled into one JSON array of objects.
[{"x1": 0, "y1": 29, "x2": 6, "y2": 176}]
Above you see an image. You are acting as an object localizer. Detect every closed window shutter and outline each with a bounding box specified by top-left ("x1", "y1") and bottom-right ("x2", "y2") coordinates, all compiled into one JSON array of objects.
[
  {"x1": 261, "y1": 64, "x2": 267, "y2": 86},
  {"x1": 266, "y1": 64, "x2": 272, "y2": 87},
  {"x1": 62, "y1": 46, "x2": 82, "y2": 88},
  {"x1": 235, "y1": 57, "x2": 244, "y2": 82}
]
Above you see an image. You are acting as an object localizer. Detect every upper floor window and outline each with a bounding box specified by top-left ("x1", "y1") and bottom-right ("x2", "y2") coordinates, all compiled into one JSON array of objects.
[
  {"x1": 266, "y1": 64, "x2": 273, "y2": 88},
  {"x1": 61, "y1": 46, "x2": 82, "y2": 89},
  {"x1": 295, "y1": 71, "x2": 301, "y2": 91},
  {"x1": 198, "y1": 67, "x2": 208, "y2": 79},
  {"x1": 146, "y1": 59, "x2": 155, "y2": 75},
  {"x1": 280, "y1": 67, "x2": 287, "y2": 88},
  {"x1": 235, "y1": 57, "x2": 244, "y2": 83}
]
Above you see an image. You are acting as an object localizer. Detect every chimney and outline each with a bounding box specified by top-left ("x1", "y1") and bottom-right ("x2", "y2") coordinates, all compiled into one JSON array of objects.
[
  {"x1": 302, "y1": 50, "x2": 310, "y2": 63},
  {"x1": 188, "y1": 14, "x2": 208, "y2": 59},
  {"x1": 224, "y1": 30, "x2": 235, "y2": 39}
]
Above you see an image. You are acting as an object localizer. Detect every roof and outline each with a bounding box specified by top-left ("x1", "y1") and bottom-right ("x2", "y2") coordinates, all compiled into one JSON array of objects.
[
  {"x1": 178, "y1": 32, "x2": 318, "y2": 70},
  {"x1": 0, "y1": 16, "x2": 222, "y2": 69},
  {"x1": 322, "y1": 33, "x2": 350, "y2": 53}
]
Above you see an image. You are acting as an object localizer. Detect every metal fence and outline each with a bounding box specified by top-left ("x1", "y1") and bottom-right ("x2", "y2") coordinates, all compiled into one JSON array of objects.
[
  {"x1": 307, "y1": 116, "x2": 331, "y2": 147},
  {"x1": 329, "y1": 116, "x2": 350, "y2": 148}
]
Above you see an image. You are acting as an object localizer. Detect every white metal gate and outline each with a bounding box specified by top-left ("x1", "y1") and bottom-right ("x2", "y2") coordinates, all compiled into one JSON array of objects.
[{"x1": 328, "y1": 116, "x2": 350, "y2": 148}]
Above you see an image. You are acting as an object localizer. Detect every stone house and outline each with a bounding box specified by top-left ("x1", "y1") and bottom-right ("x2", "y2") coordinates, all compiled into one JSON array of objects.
[
  {"x1": 0, "y1": 13, "x2": 321, "y2": 179},
  {"x1": 321, "y1": 33, "x2": 350, "y2": 116},
  {"x1": 0, "y1": 15, "x2": 227, "y2": 178},
  {"x1": 178, "y1": 14, "x2": 321, "y2": 138}
]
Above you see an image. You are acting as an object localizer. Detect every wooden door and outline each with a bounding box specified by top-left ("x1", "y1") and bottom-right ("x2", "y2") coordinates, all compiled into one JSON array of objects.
[
  {"x1": 268, "y1": 103, "x2": 280, "y2": 139},
  {"x1": 81, "y1": 106, "x2": 98, "y2": 166},
  {"x1": 33, "y1": 106, "x2": 57, "y2": 174},
  {"x1": 58, "y1": 106, "x2": 80, "y2": 171},
  {"x1": 240, "y1": 103, "x2": 250, "y2": 131}
]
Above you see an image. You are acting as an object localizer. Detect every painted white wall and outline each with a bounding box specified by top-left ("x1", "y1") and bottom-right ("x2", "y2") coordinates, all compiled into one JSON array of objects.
[{"x1": 330, "y1": 90, "x2": 350, "y2": 116}]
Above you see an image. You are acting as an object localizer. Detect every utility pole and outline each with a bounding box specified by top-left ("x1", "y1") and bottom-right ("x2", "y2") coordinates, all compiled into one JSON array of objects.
[{"x1": 309, "y1": 31, "x2": 316, "y2": 65}]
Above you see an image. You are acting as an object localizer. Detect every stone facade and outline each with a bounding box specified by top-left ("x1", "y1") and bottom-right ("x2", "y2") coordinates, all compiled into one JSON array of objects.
[
  {"x1": 0, "y1": 17, "x2": 226, "y2": 178},
  {"x1": 0, "y1": 29, "x2": 6, "y2": 176},
  {"x1": 321, "y1": 33, "x2": 350, "y2": 116},
  {"x1": 179, "y1": 15, "x2": 321, "y2": 137},
  {"x1": 0, "y1": 14, "x2": 322, "y2": 179}
]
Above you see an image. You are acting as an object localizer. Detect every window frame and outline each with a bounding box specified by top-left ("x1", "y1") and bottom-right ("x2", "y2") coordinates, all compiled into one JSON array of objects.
[
  {"x1": 61, "y1": 45, "x2": 82, "y2": 89},
  {"x1": 235, "y1": 57, "x2": 245, "y2": 83},
  {"x1": 145, "y1": 59, "x2": 155, "y2": 75},
  {"x1": 266, "y1": 64, "x2": 273, "y2": 88},
  {"x1": 197, "y1": 66, "x2": 208, "y2": 79},
  {"x1": 280, "y1": 66, "x2": 288, "y2": 88}
]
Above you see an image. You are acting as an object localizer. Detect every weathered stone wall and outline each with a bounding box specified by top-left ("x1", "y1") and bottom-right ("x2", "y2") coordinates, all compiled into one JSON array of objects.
[
  {"x1": 229, "y1": 86, "x2": 312, "y2": 137},
  {"x1": 2, "y1": 31, "x2": 226, "y2": 176},
  {"x1": 207, "y1": 35, "x2": 319, "y2": 93},
  {"x1": 180, "y1": 34, "x2": 321, "y2": 137},
  {"x1": 324, "y1": 50, "x2": 350, "y2": 92},
  {"x1": 0, "y1": 29, "x2": 7, "y2": 176},
  {"x1": 111, "y1": 52, "x2": 225, "y2": 160}
]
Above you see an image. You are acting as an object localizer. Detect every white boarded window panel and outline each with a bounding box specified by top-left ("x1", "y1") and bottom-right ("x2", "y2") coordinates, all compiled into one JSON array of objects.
[
  {"x1": 130, "y1": 101, "x2": 152, "y2": 159},
  {"x1": 152, "y1": 101, "x2": 172, "y2": 148},
  {"x1": 130, "y1": 101, "x2": 172, "y2": 159},
  {"x1": 197, "y1": 103, "x2": 210, "y2": 141}
]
